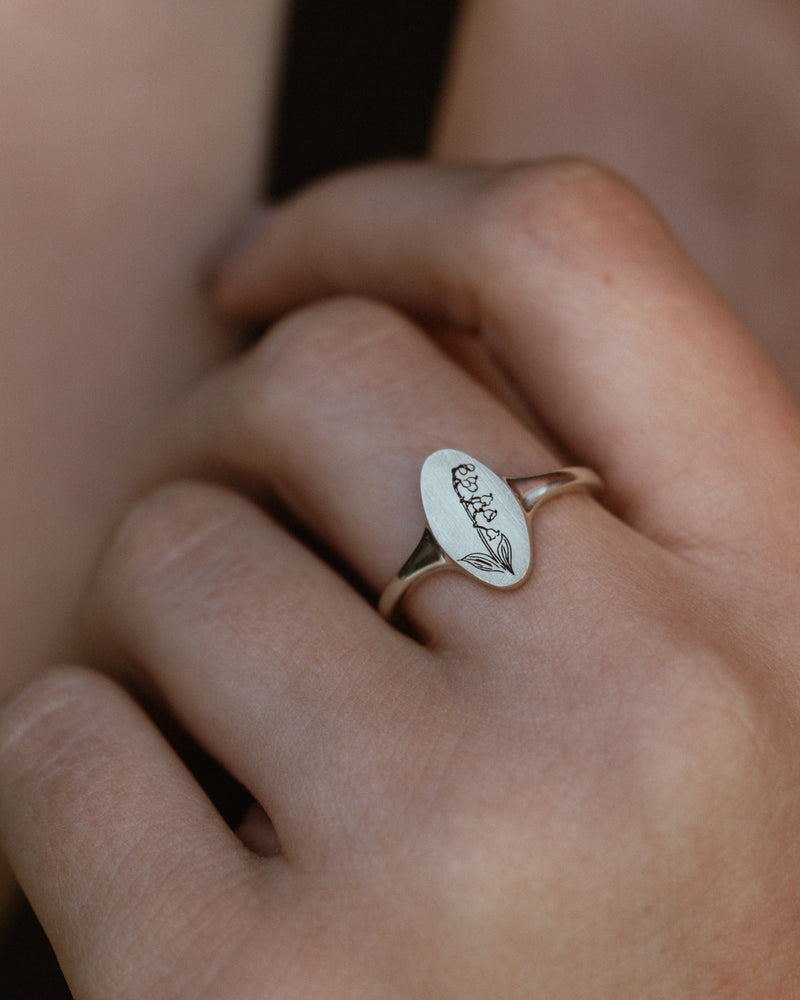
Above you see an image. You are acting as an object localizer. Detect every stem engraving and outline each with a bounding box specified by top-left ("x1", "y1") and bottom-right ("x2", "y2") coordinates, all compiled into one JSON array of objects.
[{"x1": 451, "y1": 464, "x2": 514, "y2": 575}]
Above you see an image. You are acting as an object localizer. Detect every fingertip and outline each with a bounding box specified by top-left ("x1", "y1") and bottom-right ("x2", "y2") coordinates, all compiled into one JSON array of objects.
[{"x1": 204, "y1": 204, "x2": 273, "y2": 305}]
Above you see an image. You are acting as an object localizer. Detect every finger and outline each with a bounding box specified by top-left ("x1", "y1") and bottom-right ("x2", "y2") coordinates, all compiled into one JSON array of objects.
[
  {"x1": 152, "y1": 295, "x2": 643, "y2": 655},
  {"x1": 213, "y1": 162, "x2": 800, "y2": 576},
  {"x1": 0, "y1": 665, "x2": 263, "y2": 997},
  {"x1": 86, "y1": 478, "x2": 441, "y2": 856}
]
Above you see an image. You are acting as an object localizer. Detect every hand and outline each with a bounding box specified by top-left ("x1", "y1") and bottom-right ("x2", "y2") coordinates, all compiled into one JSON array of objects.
[{"x1": 2, "y1": 161, "x2": 800, "y2": 998}]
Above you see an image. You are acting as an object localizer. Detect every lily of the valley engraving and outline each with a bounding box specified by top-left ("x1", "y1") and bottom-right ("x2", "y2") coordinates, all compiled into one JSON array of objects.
[
  {"x1": 419, "y1": 449, "x2": 531, "y2": 589},
  {"x1": 451, "y1": 463, "x2": 514, "y2": 576}
]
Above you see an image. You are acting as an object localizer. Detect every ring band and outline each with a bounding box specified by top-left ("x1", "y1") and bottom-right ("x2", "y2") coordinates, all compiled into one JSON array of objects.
[{"x1": 378, "y1": 449, "x2": 603, "y2": 621}]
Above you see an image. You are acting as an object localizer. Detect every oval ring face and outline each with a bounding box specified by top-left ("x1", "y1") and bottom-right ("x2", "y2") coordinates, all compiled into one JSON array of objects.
[{"x1": 420, "y1": 449, "x2": 531, "y2": 589}]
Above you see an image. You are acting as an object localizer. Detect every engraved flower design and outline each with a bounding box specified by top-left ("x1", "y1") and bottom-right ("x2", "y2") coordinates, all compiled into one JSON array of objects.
[
  {"x1": 452, "y1": 464, "x2": 479, "y2": 493},
  {"x1": 468, "y1": 495, "x2": 498, "y2": 522},
  {"x1": 454, "y1": 481, "x2": 476, "y2": 501},
  {"x1": 451, "y1": 465, "x2": 514, "y2": 576}
]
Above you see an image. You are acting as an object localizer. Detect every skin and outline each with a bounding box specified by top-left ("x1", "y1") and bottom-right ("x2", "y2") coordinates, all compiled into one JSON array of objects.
[
  {"x1": 0, "y1": 0, "x2": 287, "y2": 911},
  {"x1": 4, "y1": 2, "x2": 800, "y2": 989},
  {"x1": 2, "y1": 161, "x2": 800, "y2": 996},
  {"x1": 433, "y1": 0, "x2": 800, "y2": 398}
]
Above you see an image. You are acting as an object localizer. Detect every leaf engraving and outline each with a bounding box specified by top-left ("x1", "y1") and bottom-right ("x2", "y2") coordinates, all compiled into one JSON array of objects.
[
  {"x1": 496, "y1": 533, "x2": 514, "y2": 574},
  {"x1": 461, "y1": 553, "x2": 508, "y2": 573}
]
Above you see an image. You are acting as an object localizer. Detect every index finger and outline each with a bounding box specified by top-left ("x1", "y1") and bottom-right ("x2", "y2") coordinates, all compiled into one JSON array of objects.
[{"x1": 213, "y1": 161, "x2": 800, "y2": 580}]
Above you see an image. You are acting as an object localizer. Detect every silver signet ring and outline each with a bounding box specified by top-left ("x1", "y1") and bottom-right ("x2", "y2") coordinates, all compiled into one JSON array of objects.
[{"x1": 378, "y1": 449, "x2": 603, "y2": 621}]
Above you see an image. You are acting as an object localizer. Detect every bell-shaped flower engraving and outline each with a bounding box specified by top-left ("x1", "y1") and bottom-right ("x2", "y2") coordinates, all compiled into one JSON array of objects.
[{"x1": 420, "y1": 450, "x2": 531, "y2": 589}]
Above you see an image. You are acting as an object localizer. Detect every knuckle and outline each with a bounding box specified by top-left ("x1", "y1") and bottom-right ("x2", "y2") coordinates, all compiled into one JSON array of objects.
[
  {"x1": 0, "y1": 665, "x2": 118, "y2": 800},
  {"x1": 263, "y1": 294, "x2": 416, "y2": 381},
  {"x1": 471, "y1": 158, "x2": 667, "y2": 274},
  {"x1": 1, "y1": 664, "x2": 91, "y2": 754},
  {"x1": 239, "y1": 294, "x2": 421, "y2": 427},
  {"x1": 90, "y1": 480, "x2": 238, "y2": 611},
  {"x1": 643, "y1": 645, "x2": 776, "y2": 813}
]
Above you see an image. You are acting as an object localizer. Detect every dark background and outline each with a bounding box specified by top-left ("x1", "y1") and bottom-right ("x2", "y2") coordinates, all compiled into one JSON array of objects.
[
  {"x1": 268, "y1": 0, "x2": 460, "y2": 198},
  {"x1": 2, "y1": 1, "x2": 460, "y2": 995}
]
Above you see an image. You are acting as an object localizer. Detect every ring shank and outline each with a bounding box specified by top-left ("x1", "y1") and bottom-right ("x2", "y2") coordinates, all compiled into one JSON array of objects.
[
  {"x1": 376, "y1": 527, "x2": 450, "y2": 620},
  {"x1": 378, "y1": 465, "x2": 602, "y2": 622},
  {"x1": 507, "y1": 466, "x2": 603, "y2": 513}
]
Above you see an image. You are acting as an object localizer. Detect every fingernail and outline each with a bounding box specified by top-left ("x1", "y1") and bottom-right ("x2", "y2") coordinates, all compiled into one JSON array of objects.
[{"x1": 203, "y1": 205, "x2": 271, "y2": 289}]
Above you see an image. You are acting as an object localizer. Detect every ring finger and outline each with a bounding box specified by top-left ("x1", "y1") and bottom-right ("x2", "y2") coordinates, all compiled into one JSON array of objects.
[{"x1": 151, "y1": 294, "x2": 632, "y2": 647}]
